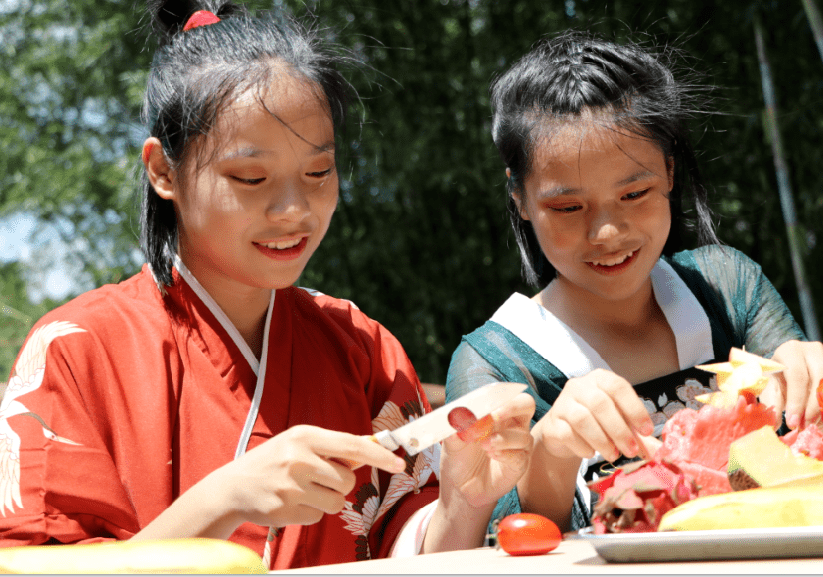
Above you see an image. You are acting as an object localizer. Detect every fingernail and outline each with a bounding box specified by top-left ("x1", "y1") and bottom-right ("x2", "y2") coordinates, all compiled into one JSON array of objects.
[
  {"x1": 641, "y1": 422, "x2": 654, "y2": 436},
  {"x1": 627, "y1": 439, "x2": 638, "y2": 456},
  {"x1": 787, "y1": 414, "x2": 800, "y2": 429},
  {"x1": 393, "y1": 457, "x2": 406, "y2": 472}
]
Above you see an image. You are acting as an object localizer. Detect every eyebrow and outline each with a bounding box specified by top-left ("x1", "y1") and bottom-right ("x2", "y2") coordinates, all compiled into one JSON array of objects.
[
  {"x1": 534, "y1": 170, "x2": 661, "y2": 199},
  {"x1": 217, "y1": 142, "x2": 336, "y2": 163}
]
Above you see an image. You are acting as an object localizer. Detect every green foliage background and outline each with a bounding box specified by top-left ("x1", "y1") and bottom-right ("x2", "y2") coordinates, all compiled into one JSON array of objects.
[{"x1": 2, "y1": 0, "x2": 822, "y2": 383}]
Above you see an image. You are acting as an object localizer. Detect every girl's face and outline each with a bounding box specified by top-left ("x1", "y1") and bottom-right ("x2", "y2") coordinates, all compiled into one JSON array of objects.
[
  {"x1": 514, "y1": 121, "x2": 673, "y2": 305},
  {"x1": 166, "y1": 76, "x2": 338, "y2": 298}
]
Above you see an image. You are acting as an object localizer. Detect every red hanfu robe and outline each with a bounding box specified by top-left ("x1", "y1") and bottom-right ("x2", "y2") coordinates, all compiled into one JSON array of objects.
[{"x1": 0, "y1": 265, "x2": 439, "y2": 569}]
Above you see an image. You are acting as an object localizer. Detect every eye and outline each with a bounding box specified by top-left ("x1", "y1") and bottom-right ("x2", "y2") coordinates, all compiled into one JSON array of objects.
[
  {"x1": 230, "y1": 176, "x2": 265, "y2": 186},
  {"x1": 307, "y1": 167, "x2": 334, "y2": 179},
  {"x1": 549, "y1": 204, "x2": 582, "y2": 214},
  {"x1": 623, "y1": 189, "x2": 650, "y2": 201}
]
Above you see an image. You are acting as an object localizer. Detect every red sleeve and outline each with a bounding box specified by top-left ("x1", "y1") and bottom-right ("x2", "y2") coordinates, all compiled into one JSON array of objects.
[
  {"x1": 0, "y1": 318, "x2": 140, "y2": 546},
  {"x1": 340, "y1": 308, "x2": 440, "y2": 559}
]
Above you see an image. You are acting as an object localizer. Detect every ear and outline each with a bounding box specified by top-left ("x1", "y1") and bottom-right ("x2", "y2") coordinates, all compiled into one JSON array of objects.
[
  {"x1": 143, "y1": 137, "x2": 176, "y2": 201},
  {"x1": 666, "y1": 156, "x2": 675, "y2": 192},
  {"x1": 507, "y1": 168, "x2": 530, "y2": 221}
]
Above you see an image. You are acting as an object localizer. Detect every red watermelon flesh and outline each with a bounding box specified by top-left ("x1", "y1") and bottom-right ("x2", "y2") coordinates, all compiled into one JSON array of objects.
[
  {"x1": 655, "y1": 395, "x2": 778, "y2": 471},
  {"x1": 674, "y1": 461, "x2": 732, "y2": 496},
  {"x1": 781, "y1": 423, "x2": 823, "y2": 460}
]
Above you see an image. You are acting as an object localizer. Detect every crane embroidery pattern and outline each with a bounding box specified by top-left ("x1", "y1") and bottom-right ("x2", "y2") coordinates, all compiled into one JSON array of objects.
[{"x1": 0, "y1": 321, "x2": 85, "y2": 516}]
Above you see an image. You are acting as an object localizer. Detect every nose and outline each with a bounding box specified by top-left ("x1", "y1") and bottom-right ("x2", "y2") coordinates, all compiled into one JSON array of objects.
[
  {"x1": 265, "y1": 181, "x2": 311, "y2": 223},
  {"x1": 587, "y1": 204, "x2": 628, "y2": 245}
]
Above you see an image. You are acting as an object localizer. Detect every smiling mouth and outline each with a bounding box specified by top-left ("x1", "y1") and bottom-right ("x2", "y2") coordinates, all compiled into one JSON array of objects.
[
  {"x1": 253, "y1": 237, "x2": 308, "y2": 260},
  {"x1": 257, "y1": 238, "x2": 303, "y2": 250},
  {"x1": 589, "y1": 249, "x2": 637, "y2": 267}
]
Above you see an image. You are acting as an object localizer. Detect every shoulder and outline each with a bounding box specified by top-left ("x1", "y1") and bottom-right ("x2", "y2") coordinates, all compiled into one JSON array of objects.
[
  {"x1": 281, "y1": 287, "x2": 396, "y2": 351},
  {"x1": 21, "y1": 267, "x2": 170, "y2": 361},
  {"x1": 669, "y1": 245, "x2": 760, "y2": 273},
  {"x1": 35, "y1": 266, "x2": 167, "y2": 335}
]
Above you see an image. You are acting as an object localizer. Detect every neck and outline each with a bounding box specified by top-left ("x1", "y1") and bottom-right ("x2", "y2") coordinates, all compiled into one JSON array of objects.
[
  {"x1": 540, "y1": 276, "x2": 659, "y2": 333},
  {"x1": 176, "y1": 256, "x2": 271, "y2": 359},
  {"x1": 209, "y1": 284, "x2": 271, "y2": 359}
]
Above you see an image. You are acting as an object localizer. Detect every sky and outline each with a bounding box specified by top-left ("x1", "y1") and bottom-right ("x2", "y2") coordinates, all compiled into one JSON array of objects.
[{"x1": 0, "y1": 213, "x2": 81, "y2": 302}]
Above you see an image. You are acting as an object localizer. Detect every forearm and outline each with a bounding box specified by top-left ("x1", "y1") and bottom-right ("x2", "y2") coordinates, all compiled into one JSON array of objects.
[
  {"x1": 420, "y1": 491, "x2": 495, "y2": 553},
  {"x1": 517, "y1": 433, "x2": 581, "y2": 532},
  {"x1": 130, "y1": 469, "x2": 242, "y2": 542}
]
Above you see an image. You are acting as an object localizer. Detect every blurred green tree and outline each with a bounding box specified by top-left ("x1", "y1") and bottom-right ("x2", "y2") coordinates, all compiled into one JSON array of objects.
[{"x1": 1, "y1": 0, "x2": 821, "y2": 383}]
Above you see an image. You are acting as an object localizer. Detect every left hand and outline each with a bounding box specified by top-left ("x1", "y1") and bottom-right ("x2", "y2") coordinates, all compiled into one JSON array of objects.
[
  {"x1": 438, "y1": 391, "x2": 536, "y2": 509},
  {"x1": 765, "y1": 340, "x2": 823, "y2": 429}
]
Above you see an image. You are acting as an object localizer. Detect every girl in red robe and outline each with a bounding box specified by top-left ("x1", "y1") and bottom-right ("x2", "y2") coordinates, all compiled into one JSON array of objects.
[{"x1": 0, "y1": 0, "x2": 535, "y2": 568}]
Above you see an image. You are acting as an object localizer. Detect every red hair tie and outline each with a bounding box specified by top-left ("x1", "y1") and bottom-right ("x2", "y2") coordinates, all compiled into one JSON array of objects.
[{"x1": 183, "y1": 10, "x2": 221, "y2": 31}]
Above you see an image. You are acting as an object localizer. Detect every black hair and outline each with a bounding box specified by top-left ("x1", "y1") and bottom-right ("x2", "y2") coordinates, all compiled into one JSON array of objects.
[
  {"x1": 141, "y1": 0, "x2": 353, "y2": 286},
  {"x1": 490, "y1": 30, "x2": 720, "y2": 287}
]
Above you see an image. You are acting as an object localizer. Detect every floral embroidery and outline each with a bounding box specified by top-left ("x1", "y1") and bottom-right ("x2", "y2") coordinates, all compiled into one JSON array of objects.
[
  {"x1": 643, "y1": 377, "x2": 719, "y2": 429},
  {"x1": 339, "y1": 398, "x2": 441, "y2": 560},
  {"x1": 0, "y1": 321, "x2": 84, "y2": 516}
]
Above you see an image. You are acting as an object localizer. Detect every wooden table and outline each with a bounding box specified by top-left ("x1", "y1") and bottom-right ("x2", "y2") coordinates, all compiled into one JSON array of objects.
[{"x1": 276, "y1": 537, "x2": 823, "y2": 574}]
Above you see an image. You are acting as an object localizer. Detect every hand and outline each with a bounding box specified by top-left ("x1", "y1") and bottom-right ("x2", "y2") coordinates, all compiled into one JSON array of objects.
[
  {"x1": 211, "y1": 425, "x2": 406, "y2": 530},
  {"x1": 768, "y1": 340, "x2": 823, "y2": 429},
  {"x1": 534, "y1": 369, "x2": 654, "y2": 463},
  {"x1": 438, "y1": 391, "x2": 536, "y2": 509}
]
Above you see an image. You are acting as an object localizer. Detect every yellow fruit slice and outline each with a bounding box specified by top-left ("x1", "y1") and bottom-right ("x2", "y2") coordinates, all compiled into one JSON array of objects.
[
  {"x1": 727, "y1": 425, "x2": 823, "y2": 490},
  {"x1": 658, "y1": 486, "x2": 823, "y2": 531},
  {"x1": 696, "y1": 348, "x2": 785, "y2": 405},
  {"x1": 0, "y1": 538, "x2": 267, "y2": 574}
]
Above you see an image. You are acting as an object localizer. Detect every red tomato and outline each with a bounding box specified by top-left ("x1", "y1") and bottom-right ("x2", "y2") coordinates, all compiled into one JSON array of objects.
[{"x1": 496, "y1": 513, "x2": 561, "y2": 556}]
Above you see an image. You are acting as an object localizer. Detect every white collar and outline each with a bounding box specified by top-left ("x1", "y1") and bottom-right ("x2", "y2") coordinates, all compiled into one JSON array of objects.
[
  {"x1": 490, "y1": 258, "x2": 714, "y2": 379},
  {"x1": 172, "y1": 255, "x2": 275, "y2": 458}
]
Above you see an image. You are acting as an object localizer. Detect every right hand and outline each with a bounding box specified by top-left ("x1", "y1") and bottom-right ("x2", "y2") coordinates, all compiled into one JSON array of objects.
[
  {"x1": 209, "y1": 425, "x2": 406, "y2": 530},
  {"x1": 533, "y1": 369, "x2": 655, "y2": 463}
]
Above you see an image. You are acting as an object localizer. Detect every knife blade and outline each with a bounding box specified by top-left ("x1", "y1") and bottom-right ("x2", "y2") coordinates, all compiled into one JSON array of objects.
[{"x1": 372, "y1": 382, "x2": 527, "y2": 455}]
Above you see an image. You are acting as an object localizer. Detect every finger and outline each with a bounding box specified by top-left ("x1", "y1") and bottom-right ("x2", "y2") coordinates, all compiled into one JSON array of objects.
[
  {"x1": 582, "y1": 387, "x2": 642, "y2": 460},
  {"x1": 603, "y1": 379, "x2": 655, "y2": 437},
  {"x1": 301, "y1": 458, "x2": 357, "y2": 495},
  {"x1": 804, "y1": 376, "x2": 823, "y2": 426},
  {"x1": 545, "y1": 416, "x2": 600, "y2": 460},
  {"x1": 759, "y1": 374, "x2": 785, "y2": 424},
  {"x1": 782, "y1": 361, "x2": 811, "y2": 430},
  {"x1": 482, "y1": 427, "x2": 533, "y2": 453},
  {"x1": 298, "y1": 482, "x2": 348, "y2": 516},
  {"x1": 563, "y1": 403, "x2": 625, "y2": 462},
  {"x1": 313, "y1": 431, "x2": 406, "y2": 474},
  {"x1": 488, "y1": 392, "x2": 537, "y2": 428}
]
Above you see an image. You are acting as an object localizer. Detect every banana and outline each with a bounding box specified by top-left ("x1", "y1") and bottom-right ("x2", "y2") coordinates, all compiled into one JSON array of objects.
[
  {"x1": 658, "y1": 486, "x2": 823, "y2": 531},
  {"x1": 0, "y1": 537, "x2": 267, "y2": 574}
]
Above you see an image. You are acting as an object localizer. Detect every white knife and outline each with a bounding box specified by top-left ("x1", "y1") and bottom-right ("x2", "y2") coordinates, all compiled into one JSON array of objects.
[{"x1": 371, "y1": 382, "x2": 528, "y2": 455}]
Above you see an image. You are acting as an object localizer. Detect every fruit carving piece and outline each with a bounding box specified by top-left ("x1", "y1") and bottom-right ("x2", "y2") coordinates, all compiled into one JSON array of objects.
[
  {"x1": 694, "y1": 347, "x2": 785, "y2": 408},
  {"x1": 658, "y1": 485, "x2": 823, "y2": 531},
  {"x1": 727, "y1": 425, "x2": 823, "y2": 491},
  {"x1": 781, "y1": 421, "x2": 823, "y2": 460},
  {"x1": 495, "y1": 513, "x2": 562, "y2": 556},
  {"x1": 447, "y1": 406, "x2": 494, "y2": 443},
  {"x1": 655, "y1": 394, "x2": 777, "y2": 492},
  {"x1": 588, "y1": 459, "x2": 699, "y2": 534},
  {"x1": 0, "y1": 538, "x2": 267, "y2": 574}
]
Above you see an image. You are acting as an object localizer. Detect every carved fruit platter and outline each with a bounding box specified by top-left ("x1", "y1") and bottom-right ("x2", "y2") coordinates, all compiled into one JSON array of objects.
[{"x1": 573, "y1": 525, "x2": 823, "y2": 563}]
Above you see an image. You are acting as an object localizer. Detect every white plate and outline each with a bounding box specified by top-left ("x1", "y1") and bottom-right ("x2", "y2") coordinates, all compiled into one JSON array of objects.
[{"x1": 572, "y1": 526, "x2": 823, "y2": 563}]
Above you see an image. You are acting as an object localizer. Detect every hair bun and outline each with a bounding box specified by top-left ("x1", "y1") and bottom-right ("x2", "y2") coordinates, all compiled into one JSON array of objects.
[{"x1": 148, "y1": 0, "x2": 241, "y2": 44}]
